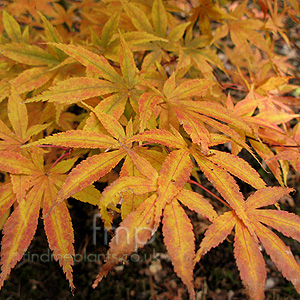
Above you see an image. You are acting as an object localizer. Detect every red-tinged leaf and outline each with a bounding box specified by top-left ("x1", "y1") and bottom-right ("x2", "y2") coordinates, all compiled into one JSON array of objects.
[
  {"x1": 173, "y1": 108, "x2": 210, "y2": 154},
  {"x1": 100, "y1": 176, "x2": 157, "y2": 210},
  {"x1": 119, "y1": 32, "x2": 137, "y2": 87},
  {"x1": 93, "y1": 111, "x2": 126, "y2": 140},
  {"x1": 0, "y1": 183, "x2": 41, "y2": 289},
  {"x1": 258, "y1": 76, "x2": 290, "y2": 92},
  {"x1": 182, "y1": 100, "x2": 252, "y2": 134},
  {"x1": 43, "y1": 181, "x2": 75, "y2": 293},
  {"x1": 198, "y1": 114, "x2": 254, "y2": 156},
  {"x1": 155, "y1": 149, "x2": 193, "y2": 225},
  {"x1": 2, "y1": 10, "x2": 22, "y2": 42},
  {"x1": 127, "y1": 129, "x2": 187, "y2": 149},
  {"x1": 252, "y1": 221, "x2": 300, "y2": 293},
  {"x1": 158, "y1": 148, "x2": 192, "y2": 194},
  {"x1": 53, "y1": 43, "x2": 122, "y2": 82},
  {"x1": 209, "y1": 133, "x2": 232, "y2": 146},
  {"x1": 93, "y1": 194, "x2": 156, "y2": 288},
  {"x1": 250, "y1": 210, "x2": 300, "y2": 243},
  {"x1": 120, "y1": 148, "x2": 165, "y2": 181},
  {"x1": 177, "y1": 189, "x2": 217, "y2": 222},
  {"x1": 94, "y1": 93, "x2": 128, "y2": 119},
  {"x1": 0, "y1": 151, "x2": 35, "y2": 174},
  {"x1": 51, "y1": 149, "x2": 126, "y2": 212},
  {"x1": 193, "y1": 152, "x2": 243, "y2": 210},
  {"x1": 193, "y1": 152, "x2": 257, "y2": 237},
  {"x1": 27, "y1": 77, "x2": 118, "y2": 104},
  {"x1": 255, "y1": 110, "x2": 300, "y2": 125},
  {"x1": 123, "y1": 147, "x2": 158, "y2": 182},
  {"x1": 234, "y1": 220, "x2": 266, "y2": 300},
  {"x1": 0, "y1": 135, "x2": 20, "y2": 151},
  {"x1": 10, "y1": 174, "x2": 32, "y2": 202},
  {"x1": 207, "y1": 150, "x2": 266, "y2": 189},
  {"x1": 163, "y1": 199, "x2": 195, "y2": 299},
  {"x1": 8, "y1": 91, "x2": 28, "y2": 142},
  {"x1": 246, "y1": 187, "x2": 294, "y2": 210},
  {"x1": 0, "y1": 184, "x2": 15, "y2": 218},
  {"x1": 0, "y1": 43, "x2": 58, "y2": 65},
  {"x1": 138, "y1": 93, "x2": 162, "y2": 132},
  {"x1": 169, "y1": 79, "x2": 214, "y2": 100},
  {"x1": 126, "y1": 118, "x2": 133, "y2": 138},
  {"x1": 249, "y1": 139, "x2": 284, "y2": 186},
  {"x1": 152, "y1": 0, "x2": 168, "y2": 37},
  {"x1": 234, "y1": 87, "x2": 258, "y2": 116},
  {"x1": 27, "y1": 130, "x2": 119, "y2": 149},
  {"x1": 269, "y1": 150, "x2": 300, "y2": 162},
  {"x1": 10, "y1": 66, "x2": 54, "y2": 94},
  {"x1": 195, "y1": 211, "x2": 236, "y2": 263}
]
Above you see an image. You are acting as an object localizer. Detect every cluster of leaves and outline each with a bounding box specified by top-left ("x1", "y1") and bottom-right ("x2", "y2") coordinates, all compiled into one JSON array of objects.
[{"x1": 0, "y1": 0, "x2": 300, "y2": 299}]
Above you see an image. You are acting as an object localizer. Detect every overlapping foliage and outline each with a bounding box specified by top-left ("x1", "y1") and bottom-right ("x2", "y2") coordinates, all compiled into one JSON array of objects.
[{"x1": 0, "y1": 0, "x2": 300, "y2": 299}]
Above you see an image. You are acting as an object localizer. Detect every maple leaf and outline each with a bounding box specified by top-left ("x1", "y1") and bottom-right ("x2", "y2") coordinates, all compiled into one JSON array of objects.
[
  {"x1": 189, "y1": 0, "x2": 225, "y2": 36},
  {"x1": 162, "y1": 198, "x2": 196, "y2": 299},
  {"x1": 94, "y1": 181, "x2": 217, "y2": 300},
  {"x1": 195, "y1": 187, "x2": 300, "y2": 300},
  {"x1": 0, "y1": 148, "x2": 83, "y2": 292},
  {"x1": 26, "y1": 33, "x2": 147, "y2": 122},
  {"x1": 1, "y1": 1, "x2": 299, "y2": 299},
  {"x1": 0, "y1": 91, "x2": 51, "y2": 152},
  {"x1": 32, "y1": 124, "x2": 186, "y2": 217},
  {"x1": 93, "y1": 144, "x2": 218, "y2": 299},
  {"x1": 136, "y1": 72, "x2": 256, "y2": 155}
]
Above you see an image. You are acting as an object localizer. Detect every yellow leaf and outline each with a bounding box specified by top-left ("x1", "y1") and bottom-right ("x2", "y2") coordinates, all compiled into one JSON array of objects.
[
  {"x1": 152, "y1": 0, "x2": 168, "y2": 37},
  {"x1": 26, "y1": 129, "x2": 119, "y2": 149},
  {"x1": 0, "y1": 182, "x2": 42, "y2": 290},
  {"x1": 177, "y1": 189, "x2": 217, "y2": 222},
  {"x1": 0, "y1": 43, "x2": 59, "y2": 66},
  {"x1": 155, "y1": 148, "x2": 193, "y2": 225},
  {"x1": 252, "y1": 221, "x2": 300, "y2": 293},
  {"x1": 53, "y1": 43, "x2": 122, "y2": 83},
  {"x1": 43, "y1": 180, "x2": 75, "y2": 292},
  {"x1": 50, "y1": 149, "x2": 126, "y2": 213},
  {"x1": 2, "y1": 10, "x2": 22, "y2": 43},
  {"x1": 123, "y1": 2, "x2": 153, "y2": 34},
  {"x1": 234, "y1": 220, "x2": 266, "y2": 300},
  {"x1": 10, "y1": 67, "x2": 54, "y2": 94},
  {"x1": 8, "y1": 91, "x2": 28, "y2": 142},
  {"x1": 163, "y1": 199, "x2": 195, "y2": 299},
  {"x1": 0, "y1": 151, "x2": 35, "y2": 175},
  {"x1": 0, "y1": 183, "x2": 15, "y2": 218},
  {"x1": 207, "y1": 150, "x2": 266, "y2": 189},
  {"x1": 27, "y1": 77, "x2": 118, "y2": 105},
  {"x1": 195, "y1": 211, "x2": 236, "y2": 262},
  {"x1": 119, "y1": 31, "x2": 138, "y2": 88}
]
